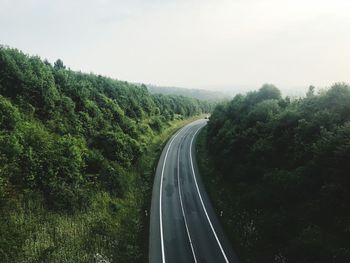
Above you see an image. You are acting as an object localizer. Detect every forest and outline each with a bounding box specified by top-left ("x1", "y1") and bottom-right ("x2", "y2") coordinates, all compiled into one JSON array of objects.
[
  {"x1": 201, "y1": 84, "x2": 350, "y2": 263},
  {"x1": 0, "y1": 46, "x2": 212, "y2": 262}
]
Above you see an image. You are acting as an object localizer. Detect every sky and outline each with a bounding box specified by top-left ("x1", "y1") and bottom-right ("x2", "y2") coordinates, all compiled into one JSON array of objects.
[{"x1": 1, "y1": 0, "x2": 350, "y2": 94}]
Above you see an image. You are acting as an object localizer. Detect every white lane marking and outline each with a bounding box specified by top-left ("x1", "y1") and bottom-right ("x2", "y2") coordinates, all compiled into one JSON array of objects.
[
  {"x1": 189, "y1": 125, "x2": 230, "y2": 263},
  {"x1": 177, "y1": 133, "x2": 198, "y2": 263},
  {"x1": 159, "y1": 124, "x2": 189, "y2": 263}
]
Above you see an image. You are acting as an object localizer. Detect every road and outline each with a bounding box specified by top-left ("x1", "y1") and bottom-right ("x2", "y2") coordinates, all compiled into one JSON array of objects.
[{"x1": 149, "y1": 119, "x2": 239, "y2": 263}]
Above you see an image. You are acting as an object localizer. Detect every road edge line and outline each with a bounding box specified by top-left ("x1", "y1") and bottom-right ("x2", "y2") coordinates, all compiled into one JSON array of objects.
[{"x1": 189, "y1": 125, "x2": 230, "y2": 263}]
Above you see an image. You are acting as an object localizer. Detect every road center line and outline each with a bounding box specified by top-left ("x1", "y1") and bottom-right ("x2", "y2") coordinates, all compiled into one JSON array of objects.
[
  {"x1": 177, "y1": 130, "x2": 198, "y2": 263},
  {"x1": 189, "y1": 125, "x2": 230, "y2": 263}
]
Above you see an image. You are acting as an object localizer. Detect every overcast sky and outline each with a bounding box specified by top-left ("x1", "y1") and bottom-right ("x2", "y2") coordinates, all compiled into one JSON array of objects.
[{"x1": 1, "y1": 0, "x2": 350, "y2": 93}]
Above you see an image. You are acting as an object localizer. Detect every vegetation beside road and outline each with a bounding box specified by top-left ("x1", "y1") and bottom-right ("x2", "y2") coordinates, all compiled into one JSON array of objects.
[
  {"x1": 198, "y1": 84, "x2": 350, "y2": 263},
  {"x1": 0, "y1": 46, "x2": 212, "y2": 262}
]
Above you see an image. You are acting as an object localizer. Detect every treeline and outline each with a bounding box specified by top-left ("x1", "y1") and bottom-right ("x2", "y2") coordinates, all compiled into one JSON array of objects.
[
  {"x1": 206, "y1": 84, "x2": 350, "y2": 263},
  {"x1": 0, "y1": 46, "x2": 212, "y2": 262}
]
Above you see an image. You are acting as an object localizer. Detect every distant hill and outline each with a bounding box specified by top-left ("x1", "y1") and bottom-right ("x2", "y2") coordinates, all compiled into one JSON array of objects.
[{"x1": 145, "y1": 84, "x2": 228, "y2": 101}]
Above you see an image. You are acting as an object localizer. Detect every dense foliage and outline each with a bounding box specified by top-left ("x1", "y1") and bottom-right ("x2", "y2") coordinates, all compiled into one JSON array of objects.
[
  {"x1": 0, "y1": 46, "x2": 212, "y2": 262},
  {"x1": 206, "y1": 84, "x2": 350, "y2": 263}
]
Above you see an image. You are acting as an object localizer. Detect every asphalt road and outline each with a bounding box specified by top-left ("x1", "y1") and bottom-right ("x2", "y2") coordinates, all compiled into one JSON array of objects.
[{"x1": 149, "y1": 119, "x2": 239, "y2": 263}]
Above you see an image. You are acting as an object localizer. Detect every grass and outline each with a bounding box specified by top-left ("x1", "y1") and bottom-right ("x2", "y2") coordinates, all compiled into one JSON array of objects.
[{"x1": 0, "y1": 115, "x2": 205, "y2": 263}]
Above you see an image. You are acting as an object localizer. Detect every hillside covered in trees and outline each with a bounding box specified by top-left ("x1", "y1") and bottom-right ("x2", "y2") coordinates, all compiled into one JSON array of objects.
[
  {"x1": 200, "y1": 84, "x2": 350, "y2": 263},
  {"x1": 146, "y1": 84, "x2": 228, "y2": 101},
  {"x1": 0, "y1": 46, "x2": 212, "y2": 262}
]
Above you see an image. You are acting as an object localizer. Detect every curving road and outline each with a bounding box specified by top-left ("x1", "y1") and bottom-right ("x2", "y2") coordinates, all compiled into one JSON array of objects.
[{"x1": 149, "y1": 119, "x2": 239, "y2": 263}]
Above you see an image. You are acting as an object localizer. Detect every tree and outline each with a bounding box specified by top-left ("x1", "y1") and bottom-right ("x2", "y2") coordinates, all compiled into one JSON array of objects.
[
  {"x1": 54, "y1": 59, "x2": 65, "y2": 70},
  {"x1": 206, "y1": 83, "x2": 350, "y2": 263},
  {"x1": 306, "y1": 85, "x2": 315, "y2": 97}
]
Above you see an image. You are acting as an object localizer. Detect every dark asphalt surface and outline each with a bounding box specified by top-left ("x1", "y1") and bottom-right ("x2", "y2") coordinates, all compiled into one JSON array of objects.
[{"x1": 149, "y1": 119, "x2": 239, "y2": 263}]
